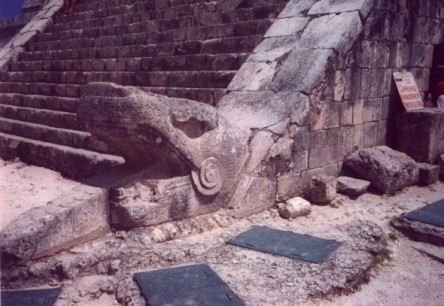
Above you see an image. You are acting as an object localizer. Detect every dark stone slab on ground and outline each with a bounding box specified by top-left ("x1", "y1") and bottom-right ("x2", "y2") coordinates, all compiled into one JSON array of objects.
[
  {"x1": 227, "y1": 225, "x2": 342, "y2": 263},
  {"x1": 404, "y1": 199, "x2": 444, "y2": 228},
  {"x1": 134, "y1": 264, "x2": 245, "y2": 306},
  {"x1": 391, "y1": 200, "x2": 444, "y2": 246},
  {"x1": 0, "y1": 287, "x2": 60, "y2": 306}
]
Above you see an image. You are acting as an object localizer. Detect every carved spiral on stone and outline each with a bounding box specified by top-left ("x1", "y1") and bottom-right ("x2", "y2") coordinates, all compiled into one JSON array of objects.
[{"x1": 191, "y1": 157, "x2": 222, "y2": 196}]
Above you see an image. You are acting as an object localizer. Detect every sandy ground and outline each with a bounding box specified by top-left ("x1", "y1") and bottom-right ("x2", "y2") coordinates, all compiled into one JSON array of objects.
[
  {"x1": 1, "y1": 158, "x2": 444, "y2": 305},
  {"x1": 0, "y1": 159, "x2": 80, "y2": 231}
]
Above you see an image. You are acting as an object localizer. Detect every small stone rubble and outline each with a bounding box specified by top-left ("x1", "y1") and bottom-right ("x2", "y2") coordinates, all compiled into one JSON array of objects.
[
  {"x1": 278, "y1": 197, "x2": 312, "y2": 219},
  {"x1": 308, "y1": 175, "x2": 337, "y2": 204},
  {"x1": 337, "y1": 176, "x2": 370, "y2": 198}
]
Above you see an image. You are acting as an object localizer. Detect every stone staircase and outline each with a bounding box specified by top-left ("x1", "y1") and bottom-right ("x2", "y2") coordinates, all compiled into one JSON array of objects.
[{"x1": 0, "y1": 0, "x2": 288, "y2": 178}]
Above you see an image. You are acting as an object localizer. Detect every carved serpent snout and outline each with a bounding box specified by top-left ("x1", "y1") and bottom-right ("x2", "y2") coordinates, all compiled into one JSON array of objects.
[{"x1": 78, "y1": 82, "x2": 250, "y2": 201}]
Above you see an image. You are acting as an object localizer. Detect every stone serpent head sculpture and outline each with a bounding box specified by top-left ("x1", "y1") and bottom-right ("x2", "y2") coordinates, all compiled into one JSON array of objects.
[{"x1": 78, "y1": 83, "x2": 274, "y2": 228}]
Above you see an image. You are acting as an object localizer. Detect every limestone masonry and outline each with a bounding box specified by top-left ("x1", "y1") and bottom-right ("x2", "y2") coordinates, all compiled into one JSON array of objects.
[{"x1": 0, "y1": 0, "x2": 444, "y2": 242}]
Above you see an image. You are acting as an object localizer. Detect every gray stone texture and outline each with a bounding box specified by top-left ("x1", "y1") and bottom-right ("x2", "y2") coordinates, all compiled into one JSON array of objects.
[
  {"x1": 417, "y1": 163, "x2": 440, "y2": 186},
  {"x1": 0, "y1": 0, "x2": 62, "y2": 69},
  {"x1": 227, "y1": 61, "x2": 277, "y2": 91},
  {"x1": 298, "y1": 12, "x2": 362, "y2": 56},
  {"x1": 391, "y1": 215, "x2": 444, "y2": 246},
  {"x1": 395, "y1": 108, "x2": 444, "y2": 164},
  {"x1": 276, "y1": 172, "x2": 303, "y2": 201},
  {"x1": 246, "y1": 131, "x2": 275, "y2": 173},
  {"x1": 344, "y1": 146, "x2": 419, "y2": 194},
  {"x1": 218, "y1": 91, "x2": 309, "y2": 130},
  {"x1": 0, "y1": 0, "x2": 443, "y2": 243},
  {"x1": 308, "y1": 0, "x2": 374, "y2": 18},
  {"x1": 337, "y1": 176, "x2": 370, "y2": 197},
  {"x1": 279, "y1": 0, "x2": 318, "y2": 18},
  {"x1": 439, "y1": 154, "x2": 444, "y2": 177},
  {"x1": 264, "y1": 17, "x2": 309, "y2": 38},
  {"x1": 270, "y1": 49, "x2": 334, "y2": 93},
  {"x1": 278, "y1": 197, "x2": 312, "y2": 219},
  {"x1": 308, "y1": 175, "x2": 337, "y2": 204},
  {"x1": 79, "y1": 83, "x2": 251, "y2": 226},
  {"x1": 0, "y1": 185, "x2": 109, "y2": 261}
]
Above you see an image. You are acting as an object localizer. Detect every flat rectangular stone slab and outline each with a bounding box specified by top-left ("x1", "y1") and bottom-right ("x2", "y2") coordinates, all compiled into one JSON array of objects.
[
  {"x1": 227, "y1": 225, "x2": 341, "y2": 263},
  {"x1": 1, "y1": 287, "x2": 60, "y2": 306},
  {"x1": 404, "y1": 199, "x2": 444, "y2": 228},
  {"x1": 134, "y1": 264, "x2": 245, "y2": 306}
]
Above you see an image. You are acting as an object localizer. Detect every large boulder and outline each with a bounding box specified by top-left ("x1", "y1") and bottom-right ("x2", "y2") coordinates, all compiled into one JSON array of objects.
[{"x1": 344, "y1": 146, "x2": 419, "y2": 194}]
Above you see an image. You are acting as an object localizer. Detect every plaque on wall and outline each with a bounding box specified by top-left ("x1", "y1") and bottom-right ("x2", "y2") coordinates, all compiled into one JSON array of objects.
[{"x1": 393, "y1": 72, "x2": 424, "y2": 111}]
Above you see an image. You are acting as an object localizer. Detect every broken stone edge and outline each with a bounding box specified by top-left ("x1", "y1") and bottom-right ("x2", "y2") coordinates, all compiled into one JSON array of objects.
[
  {"x1": 391, "y1": 216, "x2": 444, "y2": 246},
  {"x1": 0, "y1": 185, "x2": 110, "y2": 263}
]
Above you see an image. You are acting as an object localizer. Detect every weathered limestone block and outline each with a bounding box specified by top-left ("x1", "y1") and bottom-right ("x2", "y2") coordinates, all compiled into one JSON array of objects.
[
  {"x1": 276, "y1": 172, "x2": 303, "y2": 201},
  {"x1": 279, "y1": 0, "x2": 318, "y2": 18},
  {"x1": 264, "y1": 17, "x2": 309, "y2": 38},
  {"x1": 344, "y1": 146, "x2": 419, "y2": 194},
  {"x1": 228, "y1": 174, "x2": 276, "y2": 218},
  {"x1": 0, "y1": 185, "x2": 109, "y2": 262},
  {"x1": 308, "y1": 175, "x2": 337, "y2": 204},
  {"x1": 308, "y1": 0, "x2": 373, "y2": 18},
  {"x1": 395, "y1": 108, "x2": 444, "y2": 164},
  {"x1": 337, "y1": 176, "x2": 370, "y2": 197},
  {"x1": 278, "y1": 197, "x2": 312, "y2": 219},
  {"x1": 246, "y1": 131, "x2": 275, "y2": 173},
  {"x1": 417, "y1": 163, "x2": 439, "y2": 186},
  {"x1": 227, "y1": 61, "x2": 277, "y2": 91},
  {"x1": 270, "y1": 49, "x2": 334, "y2": 93},
  {"x1": 218, "y1": 90, "x2": 309, "y2": 130},
  {"x1": 298, "y1": 12, "x2": 362, "y2": 56}
]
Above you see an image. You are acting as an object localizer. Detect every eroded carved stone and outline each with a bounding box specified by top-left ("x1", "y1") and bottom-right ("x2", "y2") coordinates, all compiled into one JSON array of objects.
[{"x1": 78, "y1": 83, "x2": 260, "y2": 228}]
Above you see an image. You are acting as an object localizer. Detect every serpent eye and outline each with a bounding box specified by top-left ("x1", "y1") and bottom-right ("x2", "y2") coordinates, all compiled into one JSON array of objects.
[{"x1": 171, "y1": 116, "x2": 215, "y2": 139}]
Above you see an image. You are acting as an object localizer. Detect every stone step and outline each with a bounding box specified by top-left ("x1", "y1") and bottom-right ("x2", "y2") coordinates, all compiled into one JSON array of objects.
[
  {"x1": 0, "y1": 132, "x2": 124, "y2": 179},
  {"x1": 10, "y1": 53, "x2": 249, "y2": 72},
  {"x1": 34, "y1": 19, "x2": 270, "y2": 44},
  {"x1": 0, "y1": 104, "x2": 80, "y2": 130},
  {"x1": 0, "y1": 71, "x2": 88, "y2": 85},
  {"x1": 28, "y1": 25, "x2": 265, "y2": 53},
  {"x1": 1, "y1": 70, "x2": 236, "y2": 88},
  {"x1": 21, "y1": 35, "x2": 262, "y2": 62},
  {"x1": 70, "y1": 0, "x2": 211, "y2": 16},
  {"x1": 0, "y1": 117, "x2": 111, "y2": 154},
  {"x1": 0, "y1": 82, "x2": 81, "y2": 98},
  {"x1": 54, "y1": 0, "x2": 283, "y2": 27},
  {"x1": 49, "y1": 4, "x2": 281, "y2": 34},
  {"x1": 0, "y1": 94, "x2": 77, "y2": 113}
]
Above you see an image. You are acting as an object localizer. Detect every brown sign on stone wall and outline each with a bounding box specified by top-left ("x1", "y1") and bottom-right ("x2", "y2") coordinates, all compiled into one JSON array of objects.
[{"x1": 393, "y1": 72, "x2": 424, "y2": 111}]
